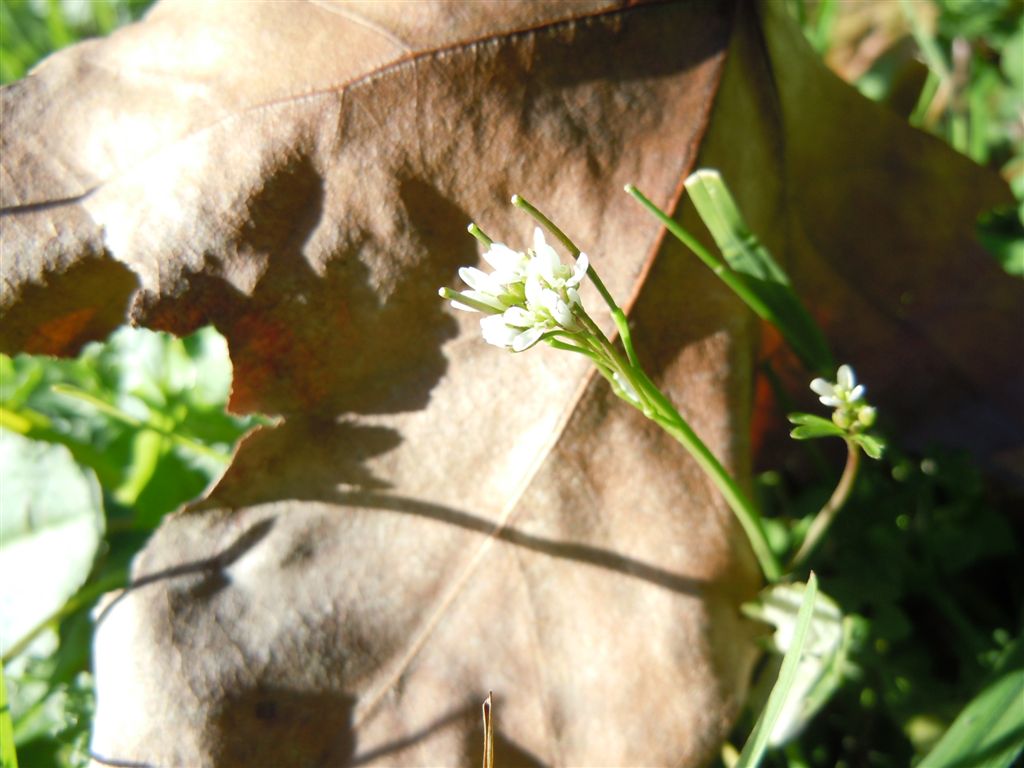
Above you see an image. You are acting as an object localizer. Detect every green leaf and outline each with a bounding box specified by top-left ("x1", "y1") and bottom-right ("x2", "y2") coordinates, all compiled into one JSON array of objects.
[
  {"x1": 852, "y1": 433, "x2": 885, "y2": 460},
  {"x1": 1, "y1": 662, "x2": 17, "y2": 768},
  {"x1": 917, "y1": 635, "x2": 1024, "y2": 768},
  {"x1": 742, "y1": 578, "x2": 849, "y2": 746},
  {"x1": 0, "y1": 433, "x2": 104, "y2": 656},
  {"x1": 787, "y1": 413, "x2": 844, "y2": 440},
  {"x1": 683, "y1": 170, "x2": 834, "y2": 374},
  {"x1": 736, "y1": 572, "x2": 819, "y2": 768},
  {"x1": 787, "y1": 413, "x2": 838, "y2": 428},
  {"x1": 4, "y1": 326, "x2": 257, "y2": 528}
]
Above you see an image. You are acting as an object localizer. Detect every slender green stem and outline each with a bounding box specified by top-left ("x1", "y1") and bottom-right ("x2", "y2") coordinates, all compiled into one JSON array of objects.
[
  {"x1": 575, "y1": 311, "x2": 654, "y2": 413},
  {"x1": 467, "y1": 223, "x2": 493, "y2": 246},
  {"x1": 911, "y1": 69, "x2": 942, "y2": 127},
  {"x1": 512, "y1": 194, "x2": 635, "y2": 363},
  {"x1": 640, "y1": 374, "x2": 781, "y2": 582},
  {"x1": 611, "y1": 308, "x2": 640, "y2": 368},
  {"x1": 0, "y1": 658, "x2": 16, "y2": 768},
  {"x1": 509, "y1": 193, "x2": 779, "y2": 579},
  {"x1": 625, "y1": 184, "x2": 779, "y2": 325},
  {"x1": 547, "y1": 337, "x2": 601, "y2": 361},
  {"x1": 438, "y1": 287, "x2": 501, "y2": 315},
  {"x1": 511, "y1": 194, "x2": 580, "y2": 256},
  {"x1": 577, "y1": 298, "x2": 777, "y2": 576},
  {"x1": 50, "y1": 384, "x2": 229, "y2": 463},
  {"x1": 790, "y1": 443, "x2": 861, "y2": 568},
  {"x1": 812, "y1": 0, "x2": 838, "y2": 52}
]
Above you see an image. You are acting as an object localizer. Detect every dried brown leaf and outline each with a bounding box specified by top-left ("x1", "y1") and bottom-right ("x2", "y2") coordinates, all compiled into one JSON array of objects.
[
  {"x1": 3, "y1": 0, "x2": 1021, "y2": 765},
  {"x1": 3, "y1": 1, "x2": 756, "y2": 765}
]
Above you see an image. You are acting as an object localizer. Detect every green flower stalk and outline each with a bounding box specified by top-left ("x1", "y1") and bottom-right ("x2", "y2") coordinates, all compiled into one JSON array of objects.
[
  {"x1": 440, "y1": 196, "x2": 781, "y2": 582},
  {"x1": 788, "y1": 364, "x2": 886, "y2": 567}
]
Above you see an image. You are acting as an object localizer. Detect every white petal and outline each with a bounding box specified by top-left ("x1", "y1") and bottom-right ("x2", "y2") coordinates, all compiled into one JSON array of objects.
[
  {"x1": 512, "y1": 326, "x2": 545, "y2": 352},
  {"x1": 480, "y1": 315, "x2": 518, "y2": 348},
  {"x1": 551, "y1": 297, "x2": 574, "y2": 328},
  {"x1": 568, "y1": 252, "x2": 590, "y2": 286},
  {"x1": 483, "y1": 243, "x2": 527, "y2": 274},
  {"x1": 848, "y1": 384, "x2": 865, "y2": 401},
  {"x1": 809, "y1": 378, "x2": 834, "y2": 397},
  {"x1": 837, "y1": 365, "x2": 855, "y2": 390},
  {"x1": 489, "y1": 269, "x2": 521, "y2": 288},
  {"x1": 503, "y1": 307, "x2": 534, "y2": 327},
  {"x1": 566, "y1": 286, "x2": 582, "y2": 308},
  {"x1": 537, "y1": 287, "x2": 563, "y2": 316},
  {"x1": 450, "y1": 300, "x2": 480, "y2": 313},
  {"x1": 531, "y1": 229, "x2": 562, "y2": 285},
  {"x1": 459, "y1": 266, "x2": 489, "y2": 291},
  {"x1": 525, "y1": 275, "x2": 546, "y2": 307},
  {"x1": 819, "y1": 395, "x2": 843, "y2": 408},
  {"x1": 532, "y1": 227, "x2": 550, "y2": 254}
]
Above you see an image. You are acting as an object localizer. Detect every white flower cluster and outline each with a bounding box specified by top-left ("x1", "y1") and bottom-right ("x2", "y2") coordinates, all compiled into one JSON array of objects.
[
  {"x1": 442, "y1": 227, "x2": 590, "y2": 352},
  {"x1": 810, "y1": 364, "x2": 876, "y2": 431}
]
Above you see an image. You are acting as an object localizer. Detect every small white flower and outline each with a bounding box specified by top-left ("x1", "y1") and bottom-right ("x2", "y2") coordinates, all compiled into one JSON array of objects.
[
  {"x1": 527, "y1": 228, "x2": 590, "y2": 295},
  {"x1": 450, "y1": 267, "x2": 512, "y2": 313},
  {"x1": 525, "y1": 275, "x2": 579, "y2": 331},
  {"x1": 482, "y1": 242, "x2": 530, "y2": 280},
  {"x1": 445, "y1": 242, "x2": 531, "y2": 314},
  {"x1": 479, "y1": 279, "x2": 581, "y2": 352},
  {"x1": 808, "y1": 363, "x2": 878, "y2": 440},
  {"x1": 480, "y1": 313, "x2": 545, "y2": 352},
  {"x1": 810, "y1": 364, "x2": 865, "y2": 408},
  {"x1": 441, "y1": 224, "x2": 591, "y2": 353}
]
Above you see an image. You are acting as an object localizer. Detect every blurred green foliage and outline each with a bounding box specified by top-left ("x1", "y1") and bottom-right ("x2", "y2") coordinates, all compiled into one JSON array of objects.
[
  {"x1": 0, "y1": 0, "x2": 152, "y2": 84},
  {"x1": 745, "y1": 450, "x2": 1024, "y2": 766},
  {"x1": 2, "y1": 328, "x2": 260, "y2": 529},
  {"x1": 792, "y1": 0, "x2": 1024, "y2": 276},
  {"x1": 1, "y1": 328, "x2": 260, "y2": 767}
]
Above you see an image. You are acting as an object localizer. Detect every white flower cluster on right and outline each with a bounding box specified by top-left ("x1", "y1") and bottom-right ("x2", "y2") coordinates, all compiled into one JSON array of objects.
[
  {"x1": 442, "y1": 227, "x2": 589, "y2": 352},
  {"x1": 810, "y1": 364, "x2": 876, "y2": 432}
]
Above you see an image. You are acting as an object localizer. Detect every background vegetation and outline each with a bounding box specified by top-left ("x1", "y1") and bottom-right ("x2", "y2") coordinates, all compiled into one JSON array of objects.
[{"x1": 0, "y1": 0, "x2": 1021, "y2": 766}]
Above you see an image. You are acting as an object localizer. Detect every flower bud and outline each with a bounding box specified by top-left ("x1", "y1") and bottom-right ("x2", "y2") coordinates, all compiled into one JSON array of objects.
[
  {"x1": 832, "y1": 410, "x2": 853, "y2": 430},
  {"x1": 857, "y1": 405, "x2": 877, "y2": 428}
]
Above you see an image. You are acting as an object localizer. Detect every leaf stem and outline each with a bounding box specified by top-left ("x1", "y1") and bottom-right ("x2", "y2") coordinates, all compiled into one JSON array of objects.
[
  {"x1": 511, "y1": 194, "x2": 580, "y2": 256},
  {"x1": 790, "y1": 443, "x2": 861, "y2": 568},
  {"x1": 639, "y1": 370, "x2": 781, "y2": 582},
  {"x1": 50, "y1": 384, "x2": 229, "y2": 463},
  {"x1": 585, "y1": 309, "x2": 780, "y2": 580},
  {"x1": 735, "y1": 572, "x2": 819, "y2": 766},
  {"x1": 467, "y1": 223, "x2": 493, "y2": 246},
  {"x1": 624, "y1": 184, "x2": 779, "y2": 329},
  {"x1": 439, "y1": 286, "x2": 502, "y2": 315},
  {"x1": 512, "y1": 194, "x2": 638, "y2": 366},
  {"x1": 546, "y1": 337, "x2": 601, "y2": 361},
  {"x1": 512, "y1": 194, "x2": 780, "y2": 581}
]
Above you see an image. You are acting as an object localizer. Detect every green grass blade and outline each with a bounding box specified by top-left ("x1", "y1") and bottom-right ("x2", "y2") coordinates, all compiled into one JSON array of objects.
[
  {"x1": 736, "y1": 573, "x2": 820, "y2": 768},
  {"x1": 683, "y1": 170, "x2": 834, "y2": 374},
  {"x1": 917, "y1": 635, "x2": 1024, "y2": 768},
  {"x1": 811, "y1": 0, "x2": 837, "y2": 53},
  {"x1": 1, "y1": 662, "x2": 17, "y2": 768}
]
